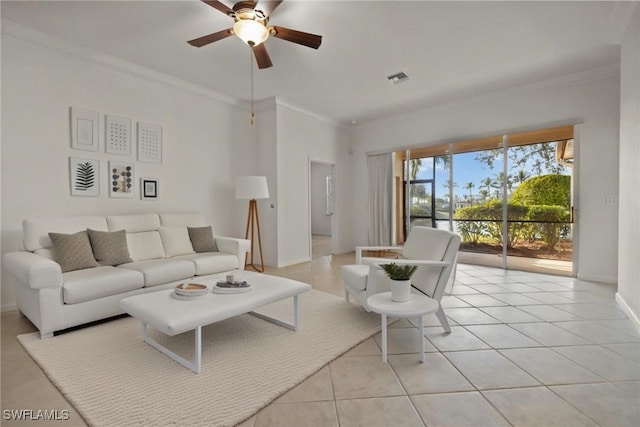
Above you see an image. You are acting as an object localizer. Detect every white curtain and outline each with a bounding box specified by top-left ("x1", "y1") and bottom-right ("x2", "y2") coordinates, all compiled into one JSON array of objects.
[{"x1": 367, "y1": 153, "x2": 393, "y2": 245}]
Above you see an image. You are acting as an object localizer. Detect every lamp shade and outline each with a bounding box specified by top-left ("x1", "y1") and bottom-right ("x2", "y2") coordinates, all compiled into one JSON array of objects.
[{"x1": 236, "y1": 176, "x2": 269, "y2": 200}]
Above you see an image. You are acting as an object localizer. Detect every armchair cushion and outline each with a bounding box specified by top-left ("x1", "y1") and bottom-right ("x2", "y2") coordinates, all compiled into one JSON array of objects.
[{"x1": 341, "y1": 264, "x2": 370, "y2": 291}]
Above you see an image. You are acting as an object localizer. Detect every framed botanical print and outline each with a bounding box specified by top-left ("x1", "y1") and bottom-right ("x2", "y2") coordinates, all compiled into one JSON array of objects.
[{"x1": 70, "y1": 157, "x2": 100, "y2": 197}]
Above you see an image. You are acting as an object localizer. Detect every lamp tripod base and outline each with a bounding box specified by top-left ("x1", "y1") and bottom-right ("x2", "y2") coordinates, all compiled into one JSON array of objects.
[{"x1": 245, "y1": 199, "x2": 265, "y2": 273}]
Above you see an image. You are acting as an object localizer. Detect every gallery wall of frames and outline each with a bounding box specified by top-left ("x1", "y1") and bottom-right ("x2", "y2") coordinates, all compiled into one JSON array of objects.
[{"x1": 69, "y1": 106, "x2": 161, "y2": 200}]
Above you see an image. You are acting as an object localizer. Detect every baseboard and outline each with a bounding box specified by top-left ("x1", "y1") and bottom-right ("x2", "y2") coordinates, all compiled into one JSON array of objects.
[
  {"x1": 615, "y1": 293, "x2": 640, "y2": 333},
  {"x1": 576, "y1": 273, "x2": 617, "y2": 284},
  {"x1": 1, "y1": 303, "x2": 18, "y2": 313},
  {"x1": 277, "y1": 257, "x2": 311, "y2": 268}
]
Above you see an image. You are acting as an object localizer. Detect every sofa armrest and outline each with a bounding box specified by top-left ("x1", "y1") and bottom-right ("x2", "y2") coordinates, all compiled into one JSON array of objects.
[
  {"x1": 3, "y1": 251, "x2": 63, "y2": 290},
  {"x1": 214, "y1": 236, "x2": 251, "y2": 270}
]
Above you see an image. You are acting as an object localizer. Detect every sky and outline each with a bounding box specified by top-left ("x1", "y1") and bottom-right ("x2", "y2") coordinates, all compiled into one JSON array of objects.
[{"x1": 413, "y1": 147, "x2": 571, "y2": 201}]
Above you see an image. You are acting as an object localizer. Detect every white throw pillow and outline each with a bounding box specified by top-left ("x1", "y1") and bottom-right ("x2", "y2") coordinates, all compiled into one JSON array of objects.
[
  {"x1": 159, "y1": 226, "x2": 195, "y2": 258},
  {"x1": 126, "y1": 232, "x2": 166, "y2": 261}
]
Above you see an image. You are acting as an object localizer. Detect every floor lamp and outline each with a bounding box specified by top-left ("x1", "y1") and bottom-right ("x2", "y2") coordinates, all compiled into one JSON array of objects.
[{"x1": 236, "y1": 176, "x2": 269, "y2": 272}]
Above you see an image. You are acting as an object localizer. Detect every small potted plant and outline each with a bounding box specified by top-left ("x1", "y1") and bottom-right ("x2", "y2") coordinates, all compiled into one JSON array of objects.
[{"x1": 380, "y1": 263, "x2": 418, "y2": 302}]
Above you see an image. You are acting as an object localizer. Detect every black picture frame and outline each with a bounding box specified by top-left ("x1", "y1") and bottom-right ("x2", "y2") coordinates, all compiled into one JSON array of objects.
[{"x1": 141, "y1": 178, "x2": 158, "y2": 200}]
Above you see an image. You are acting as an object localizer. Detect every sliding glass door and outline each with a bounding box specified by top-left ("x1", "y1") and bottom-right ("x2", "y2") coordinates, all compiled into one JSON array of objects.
[{"x1": 397, "y1": 126, "x2": 575, "y2": 276}]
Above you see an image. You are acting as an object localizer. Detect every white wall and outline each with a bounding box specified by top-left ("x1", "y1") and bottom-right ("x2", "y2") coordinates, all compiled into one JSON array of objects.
[
  {"x1": 273, "y1": 101, "x2": 350, "y2": 267},
  {"x1": 350, "y1": 67, "x2": 621, "y2": 284},
  {"x1": 0, "y1": 34, "x2": 254, "y2": 309},
  {"x1": 617, "y1": 6, "x2": 640, "y2": 326},
  {"x1": 310, "y1": 162, "x2": 332, "y2": 236}
]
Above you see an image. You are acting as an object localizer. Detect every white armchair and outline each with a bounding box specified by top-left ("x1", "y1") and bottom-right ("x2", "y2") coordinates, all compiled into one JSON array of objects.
[{"x1": 341, "y1": 226, "x2": 461, "y2": 332}]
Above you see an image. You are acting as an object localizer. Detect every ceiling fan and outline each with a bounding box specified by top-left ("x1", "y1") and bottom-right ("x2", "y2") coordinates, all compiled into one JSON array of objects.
[{"x1": 188, "y1": 0, "x2": 322, "y2": 69}]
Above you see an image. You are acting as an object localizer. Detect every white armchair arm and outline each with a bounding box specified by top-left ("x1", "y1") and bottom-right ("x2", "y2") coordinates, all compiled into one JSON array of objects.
[
  {"x1": 365, "y1": 257, "x2": 450, "y2": 269},
  {"x1": 355, "y1": 246, "x2": 403, "y2": 264},
  {"x1": 3, "y1": 251, "x2": 63, "y2": 290},
  {"x1": 214, "y1": 236, "x2": 251, "y2": 270}
]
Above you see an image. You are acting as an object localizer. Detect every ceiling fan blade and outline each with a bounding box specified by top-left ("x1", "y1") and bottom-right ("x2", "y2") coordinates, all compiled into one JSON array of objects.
[
  {"x1": 270, "y1": 26, "x2": 322, "y2": 49},
  {"x1": 252, "y1": 44, "x2": 273, "y2": 69},
  {"x1": 256, "y1": 0, "x2": 283, "y2": 17},
  {"x1": 187, "y1": 28, "x2": 234, "y2": 47},
  {"x1": 201, "y1": 0, "x2": 235, "y2": 16}
]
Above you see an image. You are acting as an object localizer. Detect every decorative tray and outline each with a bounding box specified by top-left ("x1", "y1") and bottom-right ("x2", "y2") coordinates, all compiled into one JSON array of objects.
[
  {"x1": 174, "y1": 283, "x2": 208, "y2": 298},
  {"x1": 213, "y1": 280, "x2": 253, "y2": 294}
]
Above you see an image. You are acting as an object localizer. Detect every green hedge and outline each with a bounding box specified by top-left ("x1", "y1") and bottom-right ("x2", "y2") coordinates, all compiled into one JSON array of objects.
[
  {"x1": 454, "y1": 201, "x2": 570, "y2": 250},
  {"x1": 511, "y1": 174, "x2": 570, "y2": 208}
]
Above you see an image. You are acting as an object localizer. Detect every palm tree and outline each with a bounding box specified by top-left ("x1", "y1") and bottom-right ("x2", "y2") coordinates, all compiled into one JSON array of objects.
[
  {"x1": 409, "y1": 159, "x2": 422, "y2": 181},
  {"x1": 480, "y1": 177, "x2": 493, "y2": 201},
  {"x1": 463, "y1": 182, "x2": 475, "y2": 204},
  {"x1": 514, "y1": 169, "x2": 530, "y2": 186}
]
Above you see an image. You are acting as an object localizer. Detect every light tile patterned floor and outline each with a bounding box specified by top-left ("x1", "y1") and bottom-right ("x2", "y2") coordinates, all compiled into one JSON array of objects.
[{"x1": 2, "y1": 256, "x2": 639, "y2": 426}]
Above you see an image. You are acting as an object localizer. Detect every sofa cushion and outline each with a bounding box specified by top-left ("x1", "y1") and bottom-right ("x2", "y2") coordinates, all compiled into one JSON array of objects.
[
  {"x1": 23, "y1": 216, "x2": 108, "y2": 252},
  {"x1": 159, "y1": 226, "x2": 195, "y2": 258},
  {"x1": 87, "y1": 229, "x2": 132, "y2": 266},
  {"x1": 159, "y1": 212, "x2": 206, "y2": 227},
  {"x1": 187, "y1": 226, "x2": 218, "y2": 253},
  {"x1": 106, "y1": 213, "x2": 160, "y2": 233},
  {"x1": 118, "y1": 259, "x2": 195, "y2": 287},
  {"x1": 173, "y1": 252, "x2": 238, "y2": 276},
  {"x1": 63, "y1": 266, "x2": 144, "y2": 304},
  {"x1": 126, "y1": 231, "x2": 166, "y2": 261},
  {"x1": 48, "y1": 231, "x2": 99, "y2": 273}
]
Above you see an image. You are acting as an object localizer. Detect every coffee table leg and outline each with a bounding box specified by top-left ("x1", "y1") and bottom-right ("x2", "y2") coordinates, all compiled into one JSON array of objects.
[
  {"x1": 140, "y1": 321, "x2": 202, "y2": 374},
  {"x1": 418, "y1": 316, "x2": 425, "y2": 363},
  {"x1": 249, "y1": 295, "x2": 300, "y2": 331},
  {"x1": 194, "y1": 326, "x2": 202, "y2": 373},
  {"x1": 381, "y1": 314, "x2": 388, "y2": 363}
]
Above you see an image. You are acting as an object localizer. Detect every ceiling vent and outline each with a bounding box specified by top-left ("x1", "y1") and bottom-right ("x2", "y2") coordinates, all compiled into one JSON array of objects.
[{"x1": 387, "y1": 71, "x2": 409, "y2": 85}]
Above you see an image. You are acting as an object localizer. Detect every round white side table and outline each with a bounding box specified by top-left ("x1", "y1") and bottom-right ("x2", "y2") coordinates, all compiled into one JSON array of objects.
[{"x1": 367, "y1": 292, "x2": 440, "y2": 363}]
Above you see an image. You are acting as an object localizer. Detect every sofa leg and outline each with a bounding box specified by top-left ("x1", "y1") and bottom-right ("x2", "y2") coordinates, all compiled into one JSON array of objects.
[
  {"x1": 435, "y1": 306, "x2": 451, "y2": 333},
  {"x1": 344, "y1": 289, "x2": 350, "y2": 303},
  {"x1": 40, "y1": 331, "x2": 54, "y2": 339}
]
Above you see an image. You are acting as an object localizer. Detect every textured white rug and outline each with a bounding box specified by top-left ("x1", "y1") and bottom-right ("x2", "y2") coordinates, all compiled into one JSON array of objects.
[{"x1": 18, "y1": 290, "x2": 381, "y2": 427}]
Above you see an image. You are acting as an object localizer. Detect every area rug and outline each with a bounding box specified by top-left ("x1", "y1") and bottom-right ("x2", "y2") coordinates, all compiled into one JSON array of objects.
[{"x1": 18, "y1": 290, "x2": 381, "y2": 427}]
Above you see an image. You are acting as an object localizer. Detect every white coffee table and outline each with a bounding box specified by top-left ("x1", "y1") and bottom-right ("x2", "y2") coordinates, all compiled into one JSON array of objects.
[
  {"x1": 119, "y1": 272, "x2": 311, "y2": 373},
  {"x1": 366, "y1": 292, "x2": 440, "y2": 363}
]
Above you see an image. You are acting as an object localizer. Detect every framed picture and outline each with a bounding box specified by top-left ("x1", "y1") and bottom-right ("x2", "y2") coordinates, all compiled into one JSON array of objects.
[
  {"x1": 105, "y1": 115, "x2": 132, "y2": 156},
  {"x1": 137, "y1": 122, "x2": 162, "y2": 164},
  {"x1": 70, "y1": 157, "x2": 100, "y2": 197},
  {"x1": 70, "y1": 107, "x2": 99, "y2": 152},
  {"x1": 109, "y1": 161, "x2": 134, "y2": 198},
  {"x1": 141, "y1": 178, "x2": 158, "y2": 200}
]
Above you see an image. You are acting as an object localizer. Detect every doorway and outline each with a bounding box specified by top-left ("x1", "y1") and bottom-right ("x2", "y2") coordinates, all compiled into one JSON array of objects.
[{"x1": 310, "y1": 161, "x2": 335, "y2": 258}]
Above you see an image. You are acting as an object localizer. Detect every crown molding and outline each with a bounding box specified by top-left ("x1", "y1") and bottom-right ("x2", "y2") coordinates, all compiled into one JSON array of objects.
[
  {"x1": 356, "y1": 62, "x2": 621, "y2": 129},
  {"x1": 1, "y1": 18, "x2": 245, "y2": 109},
  {"x1": 274, "y1": 98, "x2": 342, "y2": 127}
]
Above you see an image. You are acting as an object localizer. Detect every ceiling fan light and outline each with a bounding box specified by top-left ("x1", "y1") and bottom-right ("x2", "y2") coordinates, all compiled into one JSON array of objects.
[{"x1": 233, "y1": 20, "x2": 269, "y2": 46}]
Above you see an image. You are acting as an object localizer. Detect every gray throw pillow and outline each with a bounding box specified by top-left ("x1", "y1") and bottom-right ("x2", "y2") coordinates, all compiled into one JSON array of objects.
[
  {"x1": 87, "y1": 229, "x2": 132, "y2": 266},
  {"x1": 187, "y1": 226, "x2": 218, "y2": 253},
  {"x1": 48, "y1": 231, "x2": 99, "y2": 273}
]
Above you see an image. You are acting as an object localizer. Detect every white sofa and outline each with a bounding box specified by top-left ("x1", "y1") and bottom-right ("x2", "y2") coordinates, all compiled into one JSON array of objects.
[{"x1": 3, "y1": 212, "x2": 250, "y2": 338}]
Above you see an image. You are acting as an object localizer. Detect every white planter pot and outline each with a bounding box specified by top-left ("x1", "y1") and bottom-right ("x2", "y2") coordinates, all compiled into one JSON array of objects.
[{"x1": 390, "y1": 279, "x2": 411, "y2": 302}]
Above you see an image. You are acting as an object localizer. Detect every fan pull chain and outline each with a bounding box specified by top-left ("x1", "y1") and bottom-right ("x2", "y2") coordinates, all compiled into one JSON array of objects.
[{"x1": 250, "y1": 48, "x2": 255, "y2": 126}]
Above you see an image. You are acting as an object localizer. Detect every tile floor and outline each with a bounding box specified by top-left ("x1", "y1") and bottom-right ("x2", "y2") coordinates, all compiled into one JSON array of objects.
[{"x1": 2, "y1": 255, "x2": 639, "y2": 426}]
